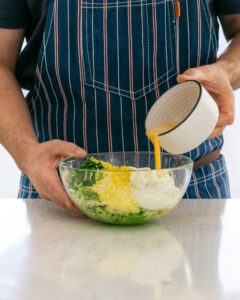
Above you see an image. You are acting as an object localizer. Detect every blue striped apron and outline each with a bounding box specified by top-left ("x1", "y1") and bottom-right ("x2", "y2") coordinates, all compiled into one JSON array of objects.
[{"x1": 18, "y1": 0, "x2": 230, "y2": 199}]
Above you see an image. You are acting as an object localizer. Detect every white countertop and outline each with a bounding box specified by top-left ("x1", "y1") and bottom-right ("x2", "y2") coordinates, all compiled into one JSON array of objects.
[{"x1": 0, "y1": 199, "x2": 240, "y2": 300}]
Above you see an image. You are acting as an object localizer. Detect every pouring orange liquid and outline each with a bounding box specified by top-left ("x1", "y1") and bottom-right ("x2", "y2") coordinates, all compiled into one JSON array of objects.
[{"x1": 146, "y1": 123, "x2": 176, "y2": 170}]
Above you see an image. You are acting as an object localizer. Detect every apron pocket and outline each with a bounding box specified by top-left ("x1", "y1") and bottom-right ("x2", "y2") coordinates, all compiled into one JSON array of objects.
[{"x1": 81, "y1": 0, "x2": 177, "y2": 100}]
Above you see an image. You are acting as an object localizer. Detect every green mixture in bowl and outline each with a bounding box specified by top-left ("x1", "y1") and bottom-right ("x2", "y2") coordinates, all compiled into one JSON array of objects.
[{"x1": 61, "y1": 157, "x2": 180, "y2": 225}]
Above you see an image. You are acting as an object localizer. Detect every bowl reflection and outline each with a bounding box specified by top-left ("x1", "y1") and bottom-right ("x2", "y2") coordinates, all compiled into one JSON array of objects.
[{"x1": 61, "y1": 224, "x2": 189, "y2": 298}]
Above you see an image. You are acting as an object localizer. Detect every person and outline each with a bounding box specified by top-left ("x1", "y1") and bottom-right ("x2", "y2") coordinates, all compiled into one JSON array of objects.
[{"x1": 0, "y1": 0, "x2": 239, "y2": 214}]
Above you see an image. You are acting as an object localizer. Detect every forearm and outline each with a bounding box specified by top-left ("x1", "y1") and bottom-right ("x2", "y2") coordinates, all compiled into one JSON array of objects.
[
  {"x1": 215, "y1": 31, "x2": 240, "y2": 90},
  {"x1": 0, "y1": 63, "x2": 38, "y2": 172}
]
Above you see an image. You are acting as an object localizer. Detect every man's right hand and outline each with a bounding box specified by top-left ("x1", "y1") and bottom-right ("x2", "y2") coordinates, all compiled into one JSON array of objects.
[
  {"x1": 0, "y1": 29, "x2": 86, "y2": 216},
  {"x1": 22, "y1": 140, "x2": 86, "y2": 215}
]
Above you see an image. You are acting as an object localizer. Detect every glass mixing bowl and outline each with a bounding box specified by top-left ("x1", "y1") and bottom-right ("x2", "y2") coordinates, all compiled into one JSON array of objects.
[{"x1": 59, "y1": 152, "x2": 193, "y2": 225}]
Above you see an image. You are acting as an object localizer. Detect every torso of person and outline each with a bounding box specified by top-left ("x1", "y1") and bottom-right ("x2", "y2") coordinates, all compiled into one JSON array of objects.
[
  {"x1": 0, "y1": 0, "x2": 218, "y2": 89},
  {"x1": 23, "y1": 0, "x2": 222, "y2": 161},
  {"x1": 1, "y1": 0, "x2": 238, "y2": 199}
]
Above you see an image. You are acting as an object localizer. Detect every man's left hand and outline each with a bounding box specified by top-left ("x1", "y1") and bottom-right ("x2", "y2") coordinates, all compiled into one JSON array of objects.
[{"x1": 177, "y1": 63, "x2": 235, "y2": 138}]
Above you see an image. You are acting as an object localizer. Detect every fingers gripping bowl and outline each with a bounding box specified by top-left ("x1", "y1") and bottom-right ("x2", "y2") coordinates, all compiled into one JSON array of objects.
[{"x1": 59, "y1": 152, "x2": 193, "y2": 225}]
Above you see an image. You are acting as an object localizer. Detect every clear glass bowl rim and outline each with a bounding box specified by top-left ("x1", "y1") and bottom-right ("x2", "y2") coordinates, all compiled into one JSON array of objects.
[{"x1": 59, "y1": 152, "x2": 193, "y2": 173}]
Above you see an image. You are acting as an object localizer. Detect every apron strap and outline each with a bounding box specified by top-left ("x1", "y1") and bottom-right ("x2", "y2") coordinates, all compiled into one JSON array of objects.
[{"x1": 193, "y1": 148, "x2": 221, "y2": 170}]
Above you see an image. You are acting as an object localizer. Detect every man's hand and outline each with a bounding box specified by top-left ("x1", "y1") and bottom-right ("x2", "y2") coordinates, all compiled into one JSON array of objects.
[
  {"x1": 0, "y1": 29, "x2": 86, "y2": 216},
  {"x1": 22, "y1": 140, "x2": 87, "y2": 216},
  {"x1": 177, "y1": 64, "x2": 235, "y2": 138}
]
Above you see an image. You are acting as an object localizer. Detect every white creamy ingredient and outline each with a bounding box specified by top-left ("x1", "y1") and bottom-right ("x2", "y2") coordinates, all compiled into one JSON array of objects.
[{"x1": 130, "y1": 169, "x2": 181, "y2": 210}]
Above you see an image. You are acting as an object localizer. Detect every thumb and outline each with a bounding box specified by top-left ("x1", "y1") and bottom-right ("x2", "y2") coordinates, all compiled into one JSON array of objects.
[
  {"x1": 177, "y1": 68, "x2": 202, "y2": 83},
  {"x1": 50, "y1": 140, "x2": 86, "y2": 158}
]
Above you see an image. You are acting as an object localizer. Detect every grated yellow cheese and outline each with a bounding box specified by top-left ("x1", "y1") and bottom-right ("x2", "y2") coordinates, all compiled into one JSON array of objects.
[{"x1": 91, "y1": 158, "x2": 139, "y2": 213}]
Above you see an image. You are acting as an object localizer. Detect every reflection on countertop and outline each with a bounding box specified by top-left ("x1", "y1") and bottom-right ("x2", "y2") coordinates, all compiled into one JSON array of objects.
[{"x1": 0, "y1": 199, "x2": 240, "y2": 300}]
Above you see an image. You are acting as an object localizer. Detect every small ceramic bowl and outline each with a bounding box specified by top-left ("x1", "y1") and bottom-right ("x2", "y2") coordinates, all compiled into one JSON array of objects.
[{"x1": 145, "y1": 80, "x2": 219, "y2": 154}]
